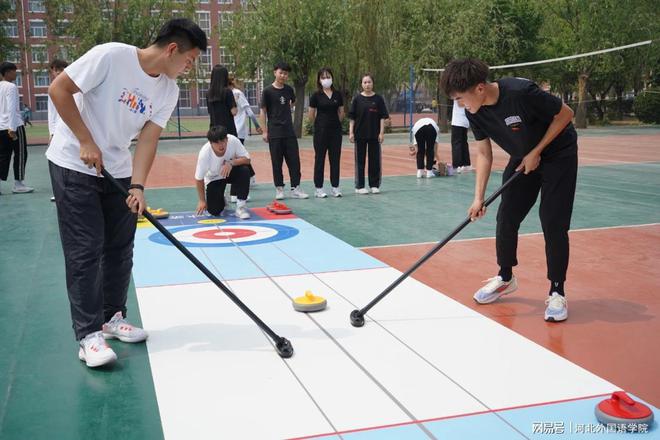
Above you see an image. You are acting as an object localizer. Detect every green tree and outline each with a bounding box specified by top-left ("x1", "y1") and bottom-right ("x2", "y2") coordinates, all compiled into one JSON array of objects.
[
  {"x1": 0, "y1": 0, "x2": 13, "y2": 61},
  {"x1": 223, "y1": 0, "x2": 346, "y2": 138},
  {"x1": 541, "y1": 0, "x2": 659, "y2": 127},
  {"x1": 44, "y1": 0, "x2": 197, "y2": 58}
]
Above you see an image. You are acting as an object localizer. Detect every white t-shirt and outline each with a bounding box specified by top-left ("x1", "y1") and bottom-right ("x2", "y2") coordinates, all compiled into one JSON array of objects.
[
  {"x1": 194, "y1": 134, "x2": 250, "y2": 186},
  {"x1": 0, "y1": 81, "x2": 22, "y2": 131},
  {"x1": 232, "y1": 88, "x2": 254, "y2": 140},
  {"x1": 46, "y1": 42, "x2": 179, "y2": 178},
  {"x1": 411, "y1": 117, "x2": 439, "y2": 145},
  {"x1": 451, "y1": 100, "x2": 470, "y2": 128}
]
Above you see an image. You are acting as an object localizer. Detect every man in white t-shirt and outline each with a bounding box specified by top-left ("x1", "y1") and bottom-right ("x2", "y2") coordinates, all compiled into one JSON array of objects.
[
  {"x1": 0, "y1": 62, "x2": 33, "y2": 194},
  {"x1": 47, "y1": 59, "x2": 69, "y2": 202},
  {"x1": 451, "y1": 100, "x2": 472, "y2": 173},
  {"x1": 195, "y1": 126, "x2": 252, "y2": 220},
  {"x1": 47, "y1": 19, "x2": 207, "y2": 368}
]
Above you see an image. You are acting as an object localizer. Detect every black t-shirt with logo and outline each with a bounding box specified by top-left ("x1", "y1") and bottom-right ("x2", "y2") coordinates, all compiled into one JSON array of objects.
[
  {"x1": 260, "y1": 84, "x2": 296, "y2": 139},
  {"x1": 348, "y1": 94, "x2": 389, "y2": 140},
  {"x1": 466, "y1": 77, "x2": 577, "y2": 159},
  {"x1": 309, "y1": 90, "x2": 344, "y2": 131}
]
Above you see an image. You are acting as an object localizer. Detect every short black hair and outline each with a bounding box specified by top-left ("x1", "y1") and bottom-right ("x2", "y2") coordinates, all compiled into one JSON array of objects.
[
  {"x1": 49, "y1": 59, "x2": 69, "y2": 71},
  {"x1": 273, "y1": 62, "x2": 291, "y2": 72},
  {"x1": 207, "y1": 125, "x2": 228, "y2": 142},
  {"x1": 153, "y1": 18, "x2": 207, "y2": 52},
  {"x1": 440, "y1": 58, "x2": 490, "y2": 96},
  {"x1": 0, "y1": 62, "x2": 17, "y2": 76}
]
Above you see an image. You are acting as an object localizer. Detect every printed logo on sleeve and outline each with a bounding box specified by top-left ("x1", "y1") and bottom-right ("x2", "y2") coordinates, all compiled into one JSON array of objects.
[
  {"x1": 118, "y1": 88, "x2": 153, "y2": 117},
  {"x1": 505, "y1": 115, "x2": 522, "y2": 132}
]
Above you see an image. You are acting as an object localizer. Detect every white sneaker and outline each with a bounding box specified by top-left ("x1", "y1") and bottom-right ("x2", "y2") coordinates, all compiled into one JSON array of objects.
[
  {"x1": 102, "y1": 311, "x2": 148, "y2": 343},
  {"x1": 473, "y1": 276, "x2": 518, "y2": 304},
  {"x1": 12, "y1": 181, "x2": 34, "y2": 193},
  {"x1": 417, "y1": 170, "x2": 424, "y2": 178},
  {"x1": 230, "y1": 195, "x2": 250, "y2": 203},
  {"x1": 79, "y1": 331, "x2": 117, "y2": 368},
  {"x1": 50, "y1": 196, "x2": 55, "y2": 202},
  {"x1": 234, "y1": 204, "x2": 251, "y2": 220},
  {"x1": 331, "y1": 187, "x2": 342, "y2": 197},
  {"x1": 291, "y1": 186, "x2": 309, "y2": 199},
  {"x1": 370, "y1": 187, "x2": 380, "y2": 194},
  {"x1": 275, "y1": 187, "x2": 285, "y2": 200},
  {"x1": 355, "y1": 188, "x2": 369, "y2": 195},
  {"x1": 545, "y1": 292, "x2": 568, "y2": 322},
  {"x1": 426, "y1": 170, "x2": 434, "y2": 178},
  {"x1": 250, "y1": 175, "x2": 256, "y2": 186},
  {"x1": 315, "y1": 188, "x2": 327, "y2": 198}
]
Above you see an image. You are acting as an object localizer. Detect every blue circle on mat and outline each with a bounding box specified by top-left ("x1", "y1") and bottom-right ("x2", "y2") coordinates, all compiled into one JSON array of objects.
[{"x1": 148, "y1": 222, "x2": 299, "y2": 248}]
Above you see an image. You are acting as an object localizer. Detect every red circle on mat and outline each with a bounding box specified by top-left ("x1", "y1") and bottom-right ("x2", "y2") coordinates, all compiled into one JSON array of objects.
[{"x1": 193, "y1": 228, "x2": 257, "y2": 240}]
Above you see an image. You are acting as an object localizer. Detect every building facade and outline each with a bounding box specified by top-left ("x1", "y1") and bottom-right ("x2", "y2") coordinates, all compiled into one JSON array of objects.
[{"x1": 2, "y1": 0, "x2": 262, "y2": 120}]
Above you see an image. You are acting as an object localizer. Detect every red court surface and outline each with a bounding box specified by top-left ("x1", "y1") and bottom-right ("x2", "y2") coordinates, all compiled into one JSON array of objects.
[{"x1": 363, "y1": 224, "x2": 660, "y2": 407}]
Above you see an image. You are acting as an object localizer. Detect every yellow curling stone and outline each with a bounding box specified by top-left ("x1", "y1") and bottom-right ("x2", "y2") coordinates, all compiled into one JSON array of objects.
[{"x1": 292, "y1": 291, "x2": 327, "y2": 312}]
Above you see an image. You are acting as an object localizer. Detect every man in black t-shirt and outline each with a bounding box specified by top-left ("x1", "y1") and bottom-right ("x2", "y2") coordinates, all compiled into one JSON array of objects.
[
  {"x1": 259, "y1": 62, "x2": 309, "y2": 200},
  {"x1": 441, "y1": 58, "x2": 578, "y2": 322}
]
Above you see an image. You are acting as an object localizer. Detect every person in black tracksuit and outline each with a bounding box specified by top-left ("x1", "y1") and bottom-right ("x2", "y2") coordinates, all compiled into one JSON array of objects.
[
  {"x1": 308, "y1": 67, "x2": 344, "y2": 198},
  {"x1": 259, "y1": 62, "x2": 308, "y2": 199},
  {"x1": 348, "y1": 74, "x2": 389, "y2": 194},
  {"x1": 441, "y1": 58, "x2": 577, "y2": 322}
]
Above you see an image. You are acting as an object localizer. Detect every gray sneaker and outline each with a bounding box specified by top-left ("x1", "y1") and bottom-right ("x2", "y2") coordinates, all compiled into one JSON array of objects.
[
  {"x1": 102, "y1": 311, "x2": 148, "y2": 343},
  {"x1": 12, "y1": 181, "x2": 34, "y2": 193},
  {"x1": 544, "y1": 292, "x2": 568, "y2": 322},
  {"x1": 291, "y1": 186, "x2": 309, "y2": 199},
  {"x1": 234, "y1": 205, "x2": 251, "y2": 220},
  {"x1": 79, "y1": 331, "x2": 117, "y2": 368},
  {"x1": 473, "y1": 276, "x2": 518, "y2": 304}
]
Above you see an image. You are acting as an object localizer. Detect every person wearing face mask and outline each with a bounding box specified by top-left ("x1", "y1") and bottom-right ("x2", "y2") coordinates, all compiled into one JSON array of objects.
[
  {"x1": 348, "y1": 73, "x2": 389, "y2": 194},
  {"x1": 308, "y1": 67, "x2": 344, "y2": 198}
]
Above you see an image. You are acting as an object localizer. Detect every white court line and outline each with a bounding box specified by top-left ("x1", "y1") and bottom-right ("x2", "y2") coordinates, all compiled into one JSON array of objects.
[{"x1": 359, "y1": 222, "x2": 660, "y2": 250}]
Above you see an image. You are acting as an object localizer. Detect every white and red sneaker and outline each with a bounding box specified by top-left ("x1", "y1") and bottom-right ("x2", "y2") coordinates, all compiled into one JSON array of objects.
[
  {"x1": 79, "y1": 331, "x2": 117, "y2": 368},
  {"x1": 473, "y1": 276, "x2": 518, "y2": 304},
  {"x1": 102, "y1": 312, "x2": 148, "y2": 343}
]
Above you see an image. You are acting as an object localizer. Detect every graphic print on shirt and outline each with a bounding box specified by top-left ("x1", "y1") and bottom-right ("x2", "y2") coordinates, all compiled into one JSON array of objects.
[
  {"x1": 279, "y1": 96, "x2": 287, "y2": 105},
  {"x1": 505, "y1": 115, "x2": 522, "y2": 132},
  {"x1": 118, "y1": 88, "x2": 153, "y2": 118}
]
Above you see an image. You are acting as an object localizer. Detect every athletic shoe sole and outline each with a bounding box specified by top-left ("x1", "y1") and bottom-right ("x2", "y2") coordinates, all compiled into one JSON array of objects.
[
  {"x1": 473, "y1": 282, "x2": 518, "y2": 304},
  {"x1": 78, "y1": 347, "x2": 117, "y2": 367},
  {"x1": 544, "y1": 311, "x2": 568, "y2": 322},
  {"x1": 102, "y1": 332, "x2": 148, "y2": 343}
]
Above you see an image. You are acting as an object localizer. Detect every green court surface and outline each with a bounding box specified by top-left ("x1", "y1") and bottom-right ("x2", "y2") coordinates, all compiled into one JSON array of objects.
[{"x1": 0, "y1": 130, "x2": 658, "y2": 439}]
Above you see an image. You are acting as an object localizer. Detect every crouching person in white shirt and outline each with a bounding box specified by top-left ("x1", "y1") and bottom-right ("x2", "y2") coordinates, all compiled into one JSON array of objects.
[{"x1": 195, "y1": 125, "x2": 252, "y2": 219}]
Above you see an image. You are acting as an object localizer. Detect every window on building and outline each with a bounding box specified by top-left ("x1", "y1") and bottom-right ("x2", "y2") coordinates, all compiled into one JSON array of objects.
[
  {"x1": 2, "y1": 20, "x2": 18, "y2": 38},
  {"x1": 7, "y1": 48, "x2": 21, "y2": 63},
  {"x1": 9, "y1": 0, "x2": 16, "y2": 11},
  {"x1": 219, "y1": 47, "x2": 234, "y2": 71},
  {"x1": 62, "y1": 3, "x2": 74, "y2": 13},
  {"x1": 29, "y1": 0, "x2": 46, "y2": 13},
  {"x1": 244, "y1": 81, "x2": 258, "y2": 106},
  {"x1": 197, "y1": 46, "x2": 212, "y2": 77},
  {"x1": 196, "y1": 11, "x2": 211, "y2": 37},
  {"x1": 58, "y1": 47, "x2": 70, "y2": 62},
  {"x1": 34, "y1": 71, "x2": 50, "y2": 87},
  {"x1": 218, "y1": 11, "x2": 233, "y2": 34},
  {"x1": 218, "y1": 0, "x2": 233, "y2": 4},
  {"x1": 30, "y1": 20, "x2": 47, "y2": 38},
  {"x1": 199, "y1": 0, "x2": 209, "y2": 3},
  {"x1": 198, "y1": 83, "x2": 209, "y2": 108},
  {"x1": 31, "y1": 46, "x2": 48, "y2": 64},
  {"x1": 178, "y1": 85, "x2": 191, "y2": 108},
  {"x1": 56, "y1": 19, "x2": 71, "y2": 35},
  {"x1": 36, "y1": 95, "x2": 49, "y2": 112},
  {"x1": 15, "y1": 71, "x2": 22, "y2": 88}
]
